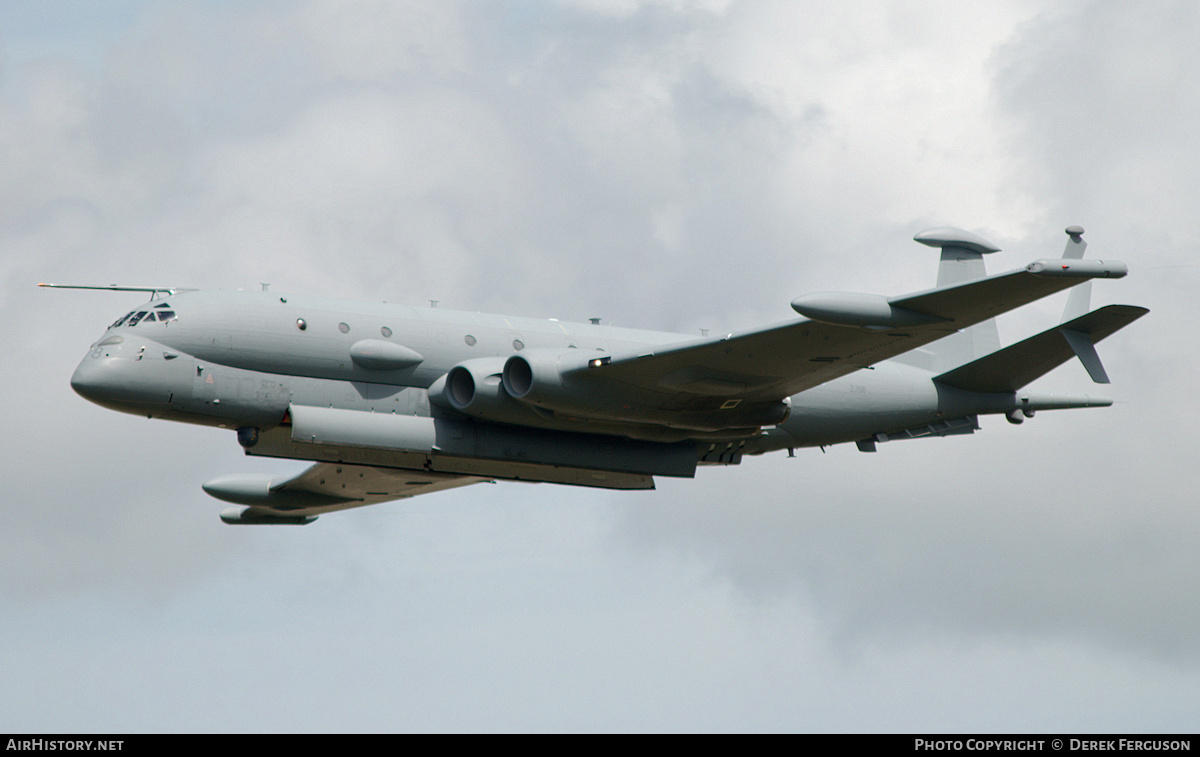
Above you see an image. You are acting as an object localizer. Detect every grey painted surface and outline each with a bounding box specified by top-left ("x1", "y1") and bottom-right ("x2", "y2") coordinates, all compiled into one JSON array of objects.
[{"x1": 66, "y1": 227, "x2": 1143, "y2": 523}]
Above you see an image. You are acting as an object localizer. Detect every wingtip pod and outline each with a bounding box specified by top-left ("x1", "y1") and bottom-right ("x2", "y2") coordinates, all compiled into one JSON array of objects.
[
  {"x1": 1026, "y1": 259, "x2": 1128, "y2": 278},
  {"x1": 219, "y1": 506, "x2": 317, "y2": 525}
]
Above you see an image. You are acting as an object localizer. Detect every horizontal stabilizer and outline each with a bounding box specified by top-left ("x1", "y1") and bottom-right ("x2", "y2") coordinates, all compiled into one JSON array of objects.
[{"x1": 933, "y1": 305, "x2": 1148, "y2": 393}]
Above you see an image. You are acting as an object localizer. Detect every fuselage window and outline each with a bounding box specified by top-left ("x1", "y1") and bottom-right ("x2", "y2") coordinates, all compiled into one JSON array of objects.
[
  {"x1": 380, "y1": 326, "x2": 393, "y2": 338},
  {"x1": 464, "y1": 334, "x2": 476, "y2": 346},
  {"x1": 126, "y1": 311, "x2": 148, "y2": 326},
  {"x1": 338, "y1": 322, "x2": 350, "y2": 334}
]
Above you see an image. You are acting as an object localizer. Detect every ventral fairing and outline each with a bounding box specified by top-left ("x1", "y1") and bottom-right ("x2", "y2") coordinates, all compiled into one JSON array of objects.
[{"x1": 50, "y1": 226, "x2": 1146, "y2": 525}]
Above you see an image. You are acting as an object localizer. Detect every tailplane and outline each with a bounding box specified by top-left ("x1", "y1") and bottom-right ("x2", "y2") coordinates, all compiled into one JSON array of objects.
[{"x1": 933, "y1": 304, "x2": 1148, "y2": 394}]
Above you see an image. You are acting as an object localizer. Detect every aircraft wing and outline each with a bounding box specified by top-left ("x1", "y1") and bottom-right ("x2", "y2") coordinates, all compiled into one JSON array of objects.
[
  {"x1": 206, "y1": 463, "x2": 490, "y2": 524},
  {"x1": 574, "y1": 259, "x2": 1128, "y2": 406}
]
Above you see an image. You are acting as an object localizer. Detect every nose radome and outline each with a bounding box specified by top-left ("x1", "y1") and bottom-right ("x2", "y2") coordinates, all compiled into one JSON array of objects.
[
  {"x1": 70, "y1": 355, "x2": 129, "y2": 407},
  {"x1": 70, "y1": 356, "x2": 107, "y2": 404},
  {"x1": 70, "y1": 351, "x2": 175, "y2": 412}
]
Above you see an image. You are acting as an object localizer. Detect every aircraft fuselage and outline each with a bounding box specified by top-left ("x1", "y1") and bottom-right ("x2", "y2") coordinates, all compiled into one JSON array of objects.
[{"x1": 70, "y1": 288, "x2": 1062, "y2": 470}]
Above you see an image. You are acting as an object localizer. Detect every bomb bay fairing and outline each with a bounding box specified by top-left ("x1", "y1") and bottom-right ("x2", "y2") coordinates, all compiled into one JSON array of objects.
[{"x1": 53, "y1": 226, "x2": 1146, "y2": 525}]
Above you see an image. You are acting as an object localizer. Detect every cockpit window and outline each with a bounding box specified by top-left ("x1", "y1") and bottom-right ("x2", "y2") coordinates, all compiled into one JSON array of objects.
[{"x1": 110, "y1": 303, "x2": 176, "y2": 329}]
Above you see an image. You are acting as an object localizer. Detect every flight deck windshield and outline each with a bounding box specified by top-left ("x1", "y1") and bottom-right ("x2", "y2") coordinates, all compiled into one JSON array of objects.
[{"x1": 109, "y1": 303, "x2": 176, "y2": 329}]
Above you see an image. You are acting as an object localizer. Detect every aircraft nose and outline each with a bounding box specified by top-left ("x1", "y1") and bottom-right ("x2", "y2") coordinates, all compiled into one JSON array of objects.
[
  {"x1": 70, "y1": 350, "x2": 175, "y2": 410},
  {"x1": 71, "y1": 354, "x2": 126, "y2": 406}
]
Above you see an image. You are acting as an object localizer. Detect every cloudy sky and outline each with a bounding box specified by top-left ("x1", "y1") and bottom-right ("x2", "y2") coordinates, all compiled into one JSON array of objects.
[{"x1": 2, "y1": 0, "x2": 1197, "y2": 732}]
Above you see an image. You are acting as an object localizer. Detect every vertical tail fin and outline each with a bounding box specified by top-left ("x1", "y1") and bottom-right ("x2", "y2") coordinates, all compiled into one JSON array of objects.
[
  {"x1": 1060, "y1": 225, "x2": 1092, "y2": 322},
  {"x1": 911, "y1": 227, "x2": 1003, "y2": 372},
  {"x1": 1055, "y1": 226, "x2": 1111, "y2": 383}
]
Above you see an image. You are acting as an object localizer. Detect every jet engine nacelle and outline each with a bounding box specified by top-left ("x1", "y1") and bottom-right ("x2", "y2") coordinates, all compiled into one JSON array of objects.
[
  {"x1": 502, "y1": 349, "x2": 595, "y2": 411},
  {"x1": 427, "y1": 357, "x2": 549, "y2": 426}
]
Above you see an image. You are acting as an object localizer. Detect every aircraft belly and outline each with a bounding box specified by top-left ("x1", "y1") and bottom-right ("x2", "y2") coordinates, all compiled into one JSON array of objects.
[{"x1": 244, "y1": 406, "x2": 697, "y2": 486}]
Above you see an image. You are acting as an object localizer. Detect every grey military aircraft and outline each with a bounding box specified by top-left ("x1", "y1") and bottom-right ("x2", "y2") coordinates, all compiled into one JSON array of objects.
[{"x1": 52, "y1": 226, "x2": 1146, "y2": 525}]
